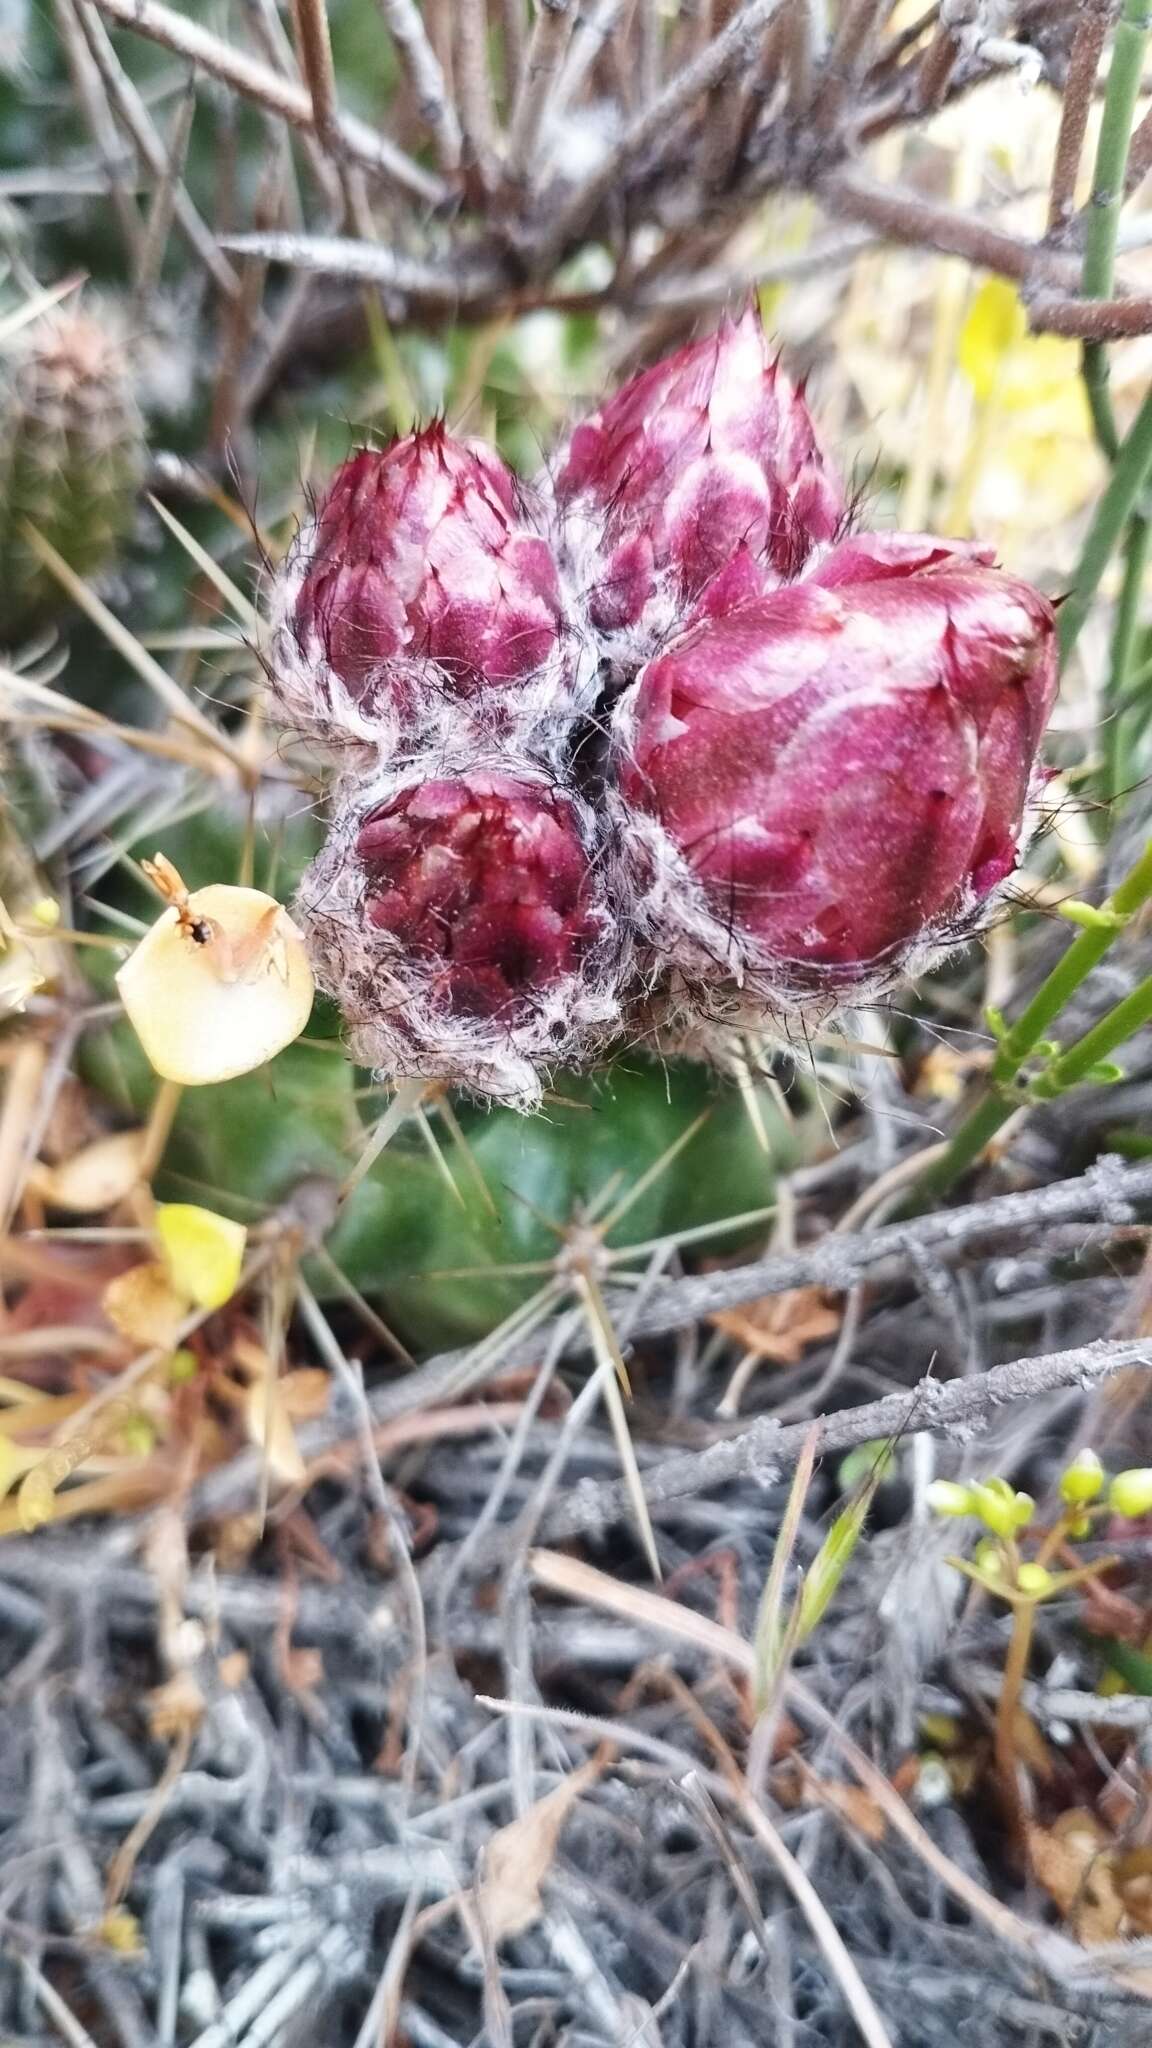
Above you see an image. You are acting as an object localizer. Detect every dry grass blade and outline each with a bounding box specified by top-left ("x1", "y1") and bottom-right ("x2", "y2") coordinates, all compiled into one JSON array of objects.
[
  {"x1": 711, "y1": 1779, "x2": 897, "y2": 2048},
  {"x1": 575, "y1": 1267, "x2": 662, "y2": 1582},
  {"x1": 18, "y1": 525, "x2": 255, "y2": 777},
  {"x1": 752, "y1": 1423, "x2": 818, "y2": 1709},
  {"x1": 71, "y1": 0, "x2": 241, "y2": 297},
  {"x1": 144, "y1": 495, "x2": 260, "y2": 632}
]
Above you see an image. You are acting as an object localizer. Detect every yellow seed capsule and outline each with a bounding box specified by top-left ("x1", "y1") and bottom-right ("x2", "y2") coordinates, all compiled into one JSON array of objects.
[
  {"x1": 1059, "y1": 1449, "x2": 1104, "y2": 1507},
  {"x1": 1016, "y1": 1563, "x2": 1053, "y2": 1598},
  {"x1": 971, "y1": 1480, "x2": 1034, "y2": 1539},
  {"x1": 116, "y1": 872, "x2": 314, "y2": 1085},
  {"x1": 1109, "y1": 1469, "x2": 1152, "y2": 1519},
  {"x1": 972, "y1": 1538, "x2": 1005, "y2": 1577}
]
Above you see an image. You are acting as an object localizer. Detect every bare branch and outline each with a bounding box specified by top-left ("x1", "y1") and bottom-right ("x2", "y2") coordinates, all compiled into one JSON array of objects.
[
  {"x1": 72, "y1": 0, "x2": 241, "y2": 297},
  {"x1": 506, "y1": 0, "x2": 576, "y2": 182},
  {"x1": 545, "y1": 1337, "x2": 1152, "y2": 1539},
  {"x1": 51, "y1": 0, "x2": 143, "y2": 263},
  {"x1": 1028, "y1": 286, "x2": 1152, "y2": 339},
  {"x1": 545, "y1": 0, "x2": 786, "y2": 254},
  {"x1": 85, "y1": 0, "x2": 446, "y2": 204},
  {"x1": 372, "y1": 0, "x2": 462, "y2": 171},
  {"x1": 1048, "y1": 0, "x2": 1112, "y2": 235},
  {"x1": 553, "y1": 0, "x2": 627, "y2": 116},
  {"x1": 289, "y1": 0, "x2": 342, "y2": 158},
  {"x1": 822, "y1": 167, "x2": 1089, "y2": 290},
  {"x1": 221, "y1": 228, "x2": 502, "y2": 305},
  {"x1": 190, "y1": 1155, "x2": 1152, "y2": 1523},
  {"x1": 454, "y1": 0, "x2": 500, "y2": 181}
]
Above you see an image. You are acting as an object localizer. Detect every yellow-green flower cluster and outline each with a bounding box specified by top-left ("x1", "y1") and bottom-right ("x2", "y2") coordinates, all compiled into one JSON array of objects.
[{"x1": 926, "y1": 1476, "x2": 1033, "y2": 1537}]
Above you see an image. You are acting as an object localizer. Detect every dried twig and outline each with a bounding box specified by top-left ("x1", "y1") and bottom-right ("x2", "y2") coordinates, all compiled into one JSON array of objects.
[
  {"x1": 86, "y1": 0, "x2": 445, "y2": 203},
  {"x1": 544, "y1": 1337, "x2": 1152, "y2": 1538}
]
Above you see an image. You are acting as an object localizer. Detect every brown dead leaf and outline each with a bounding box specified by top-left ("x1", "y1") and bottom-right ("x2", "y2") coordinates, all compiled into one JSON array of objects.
[
  {"x1": 1119, "y1": 1869, "x2": 1152, "y2": 1936},
  {"x1": 30, "y1": 1130, "x2": 147, "y2": 1214},
  {"x1": 217, "y1": 1650, "x2": 250, "y2": 1689},
  {"x1": 1029, "y1": 1811, "x2": 1125, "y2": 1943},
  {"x1": 231, "y1": 1335, "x2": 307, "y2": 1486},
  {"x1": 710, "y1": 1287, "x2": 841, "y2": 1366},
  {"x1": 280, "y1": 1368, "x2": 331, "y2": 1420},
  {"x1": 913, "y1": 1045, "x2": 990, "y2": 1103},
  {"x1": 468, "y1": 1760, "x2": 600, "y2": 1944},
  {"x1": 801, "y1": 1771, "x2": 887, "y2": 1843},
  {"x1": 147, "y1": 1672, "x2": 205, "y2": 1740},
  {"x1": 103, "y1": 1262, "x2": 185, "y2": 1348}
]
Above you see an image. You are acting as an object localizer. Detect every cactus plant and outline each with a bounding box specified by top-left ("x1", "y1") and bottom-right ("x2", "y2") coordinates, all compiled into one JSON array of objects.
[
  {"x1": 269, "y1": 311, "x2": 1058, "y2": 1102},
  {"x1": 0, "y1": 301, "x2": 145, "y2": 639}
]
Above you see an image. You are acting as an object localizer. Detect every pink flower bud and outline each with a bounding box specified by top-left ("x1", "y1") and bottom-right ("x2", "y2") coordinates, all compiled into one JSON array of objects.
[
  {"x1": 275, "y1": 426, "x2": 565, "y2": 737},
  {"x1": 615, "y1": 540, "x2": 1057, "y2": 1004},
  {"x1": 356, "y1": 775, "x2": 598, "y2": 1021},
  {"x1": 553, "y1": 308, "x2": 845, "y2": 644},
  {"x1": 296, "y1": 769, "x2": 622, "y2": 1104}
]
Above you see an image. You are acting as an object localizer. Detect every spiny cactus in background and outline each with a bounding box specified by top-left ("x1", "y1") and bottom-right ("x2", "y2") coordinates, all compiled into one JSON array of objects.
[
  {"x1": 268, "y1": 310, "x2": 1058, "y2": 1107},
  {"x1": 0, "y1": 300, "x2": 146, "y2": 641}
]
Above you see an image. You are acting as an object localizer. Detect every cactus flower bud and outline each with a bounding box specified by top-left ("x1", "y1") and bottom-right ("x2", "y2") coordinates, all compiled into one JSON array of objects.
[
  {"x1": 614, "y1": 538, "x2": 1057, "y2": 1018},
  {"x1": 553, "y1": 308, "x2": 845, "y2": 649},
  {"x1": 1059, "y1": 1448, "x2": 1105, "y2": 1507},
  {"x1": 273, "y1": 426, "x2": 566, "y2": 742},
  {"x1": 357, "y1": 775, "x2": 598, "y2": 1020},
  {"x1": 296, "y1": 768, "x2": 621, "y2": 1105},
  {"x1": 1109, "y1": 1469, "x2": 1152, "y2": 1518}
]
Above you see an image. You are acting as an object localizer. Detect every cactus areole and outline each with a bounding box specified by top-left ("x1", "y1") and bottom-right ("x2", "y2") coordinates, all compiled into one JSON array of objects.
[{"x1": 269, "y1": 309, "x2": 1058, "y2": 1105}]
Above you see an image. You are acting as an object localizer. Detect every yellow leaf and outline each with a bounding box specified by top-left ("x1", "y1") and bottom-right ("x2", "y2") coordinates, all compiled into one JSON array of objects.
[
  {"x1": 156, "y1": 1203, "x2": 247, "y2": 1311},
  {"x1": 30, "y1": 1129, "x2": 147, "y2": 1213},
  {"x1": 116, "y1": 882, "x2": 314, "y2": 1086},
  {"x1": 958, "y1": 278, "x2": 1027, "y2": 402}
]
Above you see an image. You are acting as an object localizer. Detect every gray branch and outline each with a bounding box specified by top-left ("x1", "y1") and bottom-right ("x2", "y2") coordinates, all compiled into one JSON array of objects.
[{"x1": 544, "y1": 1336, "x2": 1152, "y2": 1540}]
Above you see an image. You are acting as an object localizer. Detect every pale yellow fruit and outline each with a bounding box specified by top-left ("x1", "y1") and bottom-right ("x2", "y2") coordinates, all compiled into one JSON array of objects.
[{"x1": 115, "y1": 884, "x2": 314, "y2": 1085}]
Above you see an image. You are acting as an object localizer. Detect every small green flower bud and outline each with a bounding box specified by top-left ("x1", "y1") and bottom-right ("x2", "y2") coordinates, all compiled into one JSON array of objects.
[
  {"x1": 972, "y1": 1538, "x2": 1005, "y2": 1577},
  {"x1": 1059, "y1": 1448, "x2": 1104, "y2": 1507},
  {"x1": 926, "y1": 1480, "x2": 975, "y2": 1518},
  {"x1": 971, "y1": 1480, "x2": 1034, "y2": 1538},
  {"x1": 1016, "y1": 1563, "x2": 1053, "y2": 1598},
  {"x1": 1109, "y1": 1469, "x2": 1152, "y2": 1519}
]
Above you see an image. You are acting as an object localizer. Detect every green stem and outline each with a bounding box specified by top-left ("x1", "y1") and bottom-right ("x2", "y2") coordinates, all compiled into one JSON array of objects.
[
  {"x1": 913, "y1": 836, "x2": 1152, "y2": 1202},
  {"x1": 1077, "y1": 0, "x2": 1152, "y2": 778},
  {"x1": 1103, "y1": 510, "x2": 1151, "y2": 801},
  {"x1": 1080, "y1": 0, "x2": 1152, "y2": 449},
  {"x1": 1059, "y1": 381, "x2": 1152, "y2": 665},
  {"x1": 1032, "y1": 970, "x2": 1152, "y2": 1097},
  {"x1": 995, "y1": 1594, "x2": 1037, "y2": 1866}
]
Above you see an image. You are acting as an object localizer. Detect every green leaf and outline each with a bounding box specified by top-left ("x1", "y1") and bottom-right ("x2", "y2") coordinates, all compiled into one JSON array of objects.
[{"x1": 793, "y1": 1449, "x2": 892, "y2": 1643}]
